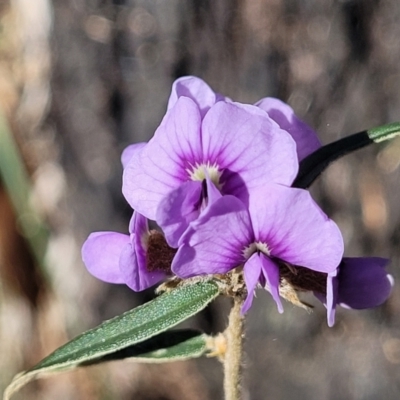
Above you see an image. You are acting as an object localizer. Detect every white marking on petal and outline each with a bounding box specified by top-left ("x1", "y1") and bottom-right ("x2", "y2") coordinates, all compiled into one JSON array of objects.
[
  {"x1": 187, "y1": 162, "x2": 222, "y2": 188},
  {"x1": 140, "y1": 230, "x2": 150, "y2": 250},
  {"x1": 242, "y1": 241, "x2": 271, "y2": 260}
]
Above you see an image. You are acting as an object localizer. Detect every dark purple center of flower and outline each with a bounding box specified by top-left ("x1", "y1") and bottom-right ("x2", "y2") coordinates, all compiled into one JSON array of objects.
[
  {"x1": 146, "y1": 230, "x2": 177, "y2": 273},
  {"x1": 278, "y1": 262, "x2": 327, "y2": 295}
]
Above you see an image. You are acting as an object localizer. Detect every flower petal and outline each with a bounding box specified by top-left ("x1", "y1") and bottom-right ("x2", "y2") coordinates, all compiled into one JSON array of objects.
[
  {"x1": 121, "y1": 142, "x2": 146, "y2": 169},
  {"x1": 260, "y1": 254, "x2": 283, "y2": 313},
  {"x1": 82, "y1": 232, "x2": 129, "y2": 283},
  {"x1": 120, "y1": 212, "x2": 166, "y2": 291},
  {"x1": 119, "y1": 241, "x2": 166, "y2": 291},
  {"x1": 129, "y1": 211, "x2": 148, "y2": 241},
  {"x1": 167, "y1": 76, "x2": 226, "y2": 118},
  {"x1": 255, "y1": 97, "x2": 321, "y2": 161},
  {"x1": 122, "y1": 96, "x2": 202, "y2": 219},
  {"x1": 337, "y1": 257, "x2": 393, "y2": 309},
  {"x1": 242, "y1": 254, "x2": 262, "y2": 313},
  {"x1": 248, "y1": 184, "x2": 343, "y2": 273},
  {"x1": 172, "y1": 195, "x2": 253, "y2": 277},
  {"x1": 205, "y1": 174, "x2": 222, "y2": 206},
  {"x1": 156, "y1": 180, "x2": 203, "y2": 247},
  {"x1": 201, "y1": 101, "x2": 298, "y2": 205}
]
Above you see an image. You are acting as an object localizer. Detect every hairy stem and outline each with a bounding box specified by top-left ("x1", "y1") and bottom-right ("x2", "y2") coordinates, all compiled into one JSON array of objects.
[{"x1": 223, "y1": 297, "x2": 244, "y2": 400}]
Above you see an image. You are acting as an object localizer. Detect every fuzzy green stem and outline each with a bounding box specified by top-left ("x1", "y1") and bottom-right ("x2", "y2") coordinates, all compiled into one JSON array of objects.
[{"x1": 224, "y1": 297, "x2": 244, "y2": 400}]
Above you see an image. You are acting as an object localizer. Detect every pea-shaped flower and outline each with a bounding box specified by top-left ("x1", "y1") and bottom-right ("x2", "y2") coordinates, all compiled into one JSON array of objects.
[
  {"x1": 122, "y1": 91, "x2": 299, "y2": 248},
  {"x1": 172, "y1": 183, "x2": 344, "y2": 312}
]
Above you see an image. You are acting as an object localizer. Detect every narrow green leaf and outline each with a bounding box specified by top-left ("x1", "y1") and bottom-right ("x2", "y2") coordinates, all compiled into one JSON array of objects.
[
  {"x1": 3, "y1": 280, "x2": 220, "y2": 400},
  {"x1": 83, "y1": 329, "x2": 210, "y2": 365},
  {"x1": 0, "y1": 111, "x2": 50, "y2": 277},
  {"x1": 367, "y1": 122, "x2": 400, "y2": 143},
  {"x1": 34, "y1": 280, "x2": 218, "y2": 370}
]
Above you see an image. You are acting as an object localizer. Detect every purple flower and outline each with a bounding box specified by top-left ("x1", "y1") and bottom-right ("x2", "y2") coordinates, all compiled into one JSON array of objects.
[
  {"x1": 121, "y1": 77, "x2": 323, "y2": 249},
  {"x1": 172, "y1": 183, "x2": 344, "y2": 313},
  {"x1": 122, "y1": 96, "x2": 299, "y2": 247},
  {"x1": 320, "y1": 257, "x2": 393, "y2": 326},
  {"x1": 81, "y1": 212, "x2": 169, "y2": 291}
]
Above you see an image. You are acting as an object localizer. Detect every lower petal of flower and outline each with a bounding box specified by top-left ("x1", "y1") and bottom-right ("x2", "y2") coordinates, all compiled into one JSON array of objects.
[
  {"x1": 314, "y1": 257, "x2": 393, "y2": 326},
  {"x1": 119, "y1": 241, "x2": 166, "y2": 291},
  {"x1": 229, "y1": 248, "x2": 284, "y2": 313},
  {"x1": 260, "y1": 254, "x2": 283, "y2": 313},
  {"x1": 242, "y1": 254, "x2": 262, "y2": 313},
  {"x1": 156, "y1": 180, "x2": 203, "y2": 248},
  {"x1": 337, "y1": 257, "x2": 393, "y2": 309},
  {"x1": 172, "y1": 195, "x2": 252, "y2": 278},
  {"x1": 81, "y1": 231, "x2": 129, "y2": 284}
]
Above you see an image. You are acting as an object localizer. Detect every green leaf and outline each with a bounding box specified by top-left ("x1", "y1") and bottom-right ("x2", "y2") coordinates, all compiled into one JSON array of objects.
[
  {"x1": 3, "y1": 280, "x2": 220, "y2": 400},
  {"x1": 83, "y1": 329, "x2": 210, "y2": 365},
  {"x1": 367, "y1": 122, "x2": 400, "y2": 143},
  {"x1": 293, "y1": 122, "x2": 400, "y2": 189},
  {"x1": 0, "y1": 111, "x2": 50, "y2": 277}
]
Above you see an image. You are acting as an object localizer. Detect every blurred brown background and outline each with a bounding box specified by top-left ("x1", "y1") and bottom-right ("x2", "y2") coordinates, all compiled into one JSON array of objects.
[{"x1": 1, "y1": 0, "x2": 400, "y2": 399}]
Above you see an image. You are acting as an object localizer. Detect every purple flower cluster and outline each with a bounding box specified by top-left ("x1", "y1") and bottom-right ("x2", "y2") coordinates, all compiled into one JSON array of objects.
[{"x1": 82, "y1": 76, "x2": 393, "y2": 326}]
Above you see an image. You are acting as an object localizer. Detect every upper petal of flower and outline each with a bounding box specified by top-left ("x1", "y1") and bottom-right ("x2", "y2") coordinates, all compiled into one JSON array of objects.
[
  {"x1": 167, "y1": 76, "x2": 226, "y2": 118},
  {"x1": 122, "y1": 97, "x2": 203, "y2": 219},
  {"x1": 82, "y1": 231, "x2": 129, "y2": 284},
  {"x1": 121, "y1": 142, "x2": 147, "y2": 169},
  {"x1": 248, "y1": 183, "x2": 344, "y2": 273},
  {"x1": 201, "y1": 101, "x2": 299, "y2": 204},
  {"x1": 157, "y1": 175, "x2": 223, "y2": 248},
  {"x1": 255, "y1": 97, "x2": 321, "y2": 161},
  {"x1": 172, "y1": 195, "x2": 253, "y2": 278}
]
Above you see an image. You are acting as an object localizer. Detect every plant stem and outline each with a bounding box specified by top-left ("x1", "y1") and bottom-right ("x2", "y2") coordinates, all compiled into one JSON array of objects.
[{"x1": 223, "y1": 296, "x2": 244, "y2": 400}]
